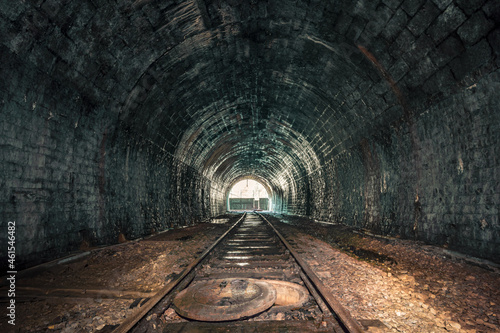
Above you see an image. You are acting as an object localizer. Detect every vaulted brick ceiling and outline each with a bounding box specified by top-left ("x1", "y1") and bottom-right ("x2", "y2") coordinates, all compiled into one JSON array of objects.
[{"x1": 3, "y1": 0, "x2": 497, "y2": 193}]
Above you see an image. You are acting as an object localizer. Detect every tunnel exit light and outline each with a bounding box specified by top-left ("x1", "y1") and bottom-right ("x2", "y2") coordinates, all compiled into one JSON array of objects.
[{"x1": 228, "y1": 179, "x2": 270, "y2": 211}]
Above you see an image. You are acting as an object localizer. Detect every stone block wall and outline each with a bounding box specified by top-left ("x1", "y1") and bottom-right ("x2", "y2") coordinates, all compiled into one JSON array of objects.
[
  {"x1": 2, "y1": 0, "x2": 499, "y2": 268},
  {"x1": 0, "y1": 49, "x2": 214, "y2": 270},
  {"x1": 408, "y1": 70, "x2": 500, "y2": 259},
  {"x1": 287, "y1": 70, "x2": 500, "y2": 262}
]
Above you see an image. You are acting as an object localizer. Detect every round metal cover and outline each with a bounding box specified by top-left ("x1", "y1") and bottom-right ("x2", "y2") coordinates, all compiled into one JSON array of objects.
[
  {"x1": 173, "y1": 278, "x2": 276, "y2": 321},
  {"x1": 264, "y1": 280, "x2": 309, "y2": 311}
]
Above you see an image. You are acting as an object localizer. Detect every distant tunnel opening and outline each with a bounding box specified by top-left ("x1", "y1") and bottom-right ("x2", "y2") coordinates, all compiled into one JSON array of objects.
[
  {"x1": 2, "y1": 0, "x2": 499, "y2": 269},
  {"x1": 227, "y1": 179, "x2": 271, "y2": 211}
]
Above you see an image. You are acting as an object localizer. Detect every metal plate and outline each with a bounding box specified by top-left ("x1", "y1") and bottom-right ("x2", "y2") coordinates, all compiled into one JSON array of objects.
[
  {"x1": 264, "y1": 280, "x2": 309, "y2": 310},
  {"x1": 173, "y1": 279, "x2": 276, "y2": 321}
]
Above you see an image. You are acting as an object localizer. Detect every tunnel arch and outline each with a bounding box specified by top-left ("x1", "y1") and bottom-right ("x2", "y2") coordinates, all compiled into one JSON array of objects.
[{"x1": 1, "y1": 0, "x2": 499, "y2": 267}]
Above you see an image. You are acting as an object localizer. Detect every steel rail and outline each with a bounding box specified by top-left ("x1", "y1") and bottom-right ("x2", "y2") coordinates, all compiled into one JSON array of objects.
[
  {"x1": 258, "y1": 213, "x2": 365, "y2": 333},
  {"x1": 111, "y1": 212, "x2": 247, "y2": 333}
]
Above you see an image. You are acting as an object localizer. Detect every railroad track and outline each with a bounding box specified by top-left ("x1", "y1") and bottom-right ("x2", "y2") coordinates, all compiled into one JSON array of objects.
[{"x1": 112, "y1": 212, "x2": 366, "y2": 333}]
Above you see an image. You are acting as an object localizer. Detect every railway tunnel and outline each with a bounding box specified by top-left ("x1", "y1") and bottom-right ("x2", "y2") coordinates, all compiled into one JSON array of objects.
[{"x1": 1, "y1": 0, "x2": 500, "y2": 332}]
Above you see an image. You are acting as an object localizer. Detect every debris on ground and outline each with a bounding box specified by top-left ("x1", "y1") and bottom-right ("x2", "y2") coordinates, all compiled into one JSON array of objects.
[{"x1": 1, "y1": 213, "x2": 498, "y2": 333}]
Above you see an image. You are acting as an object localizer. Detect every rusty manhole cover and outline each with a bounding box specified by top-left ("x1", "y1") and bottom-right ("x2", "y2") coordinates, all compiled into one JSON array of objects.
[
  {"x1": 265, "y1": 280, "x2": 309, "y2": 310},
  {"x1": 173, "y1": 278, "x2": 276, "y2": 321}
]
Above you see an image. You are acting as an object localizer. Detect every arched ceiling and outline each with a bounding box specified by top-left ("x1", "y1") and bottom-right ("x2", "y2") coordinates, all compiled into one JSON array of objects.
[
  {"x1": 115, "y1": 0, "x2": 387, "y2": 192},
  {"x1": 3, "y1": 0, "x2": 494, "y2": 194}
]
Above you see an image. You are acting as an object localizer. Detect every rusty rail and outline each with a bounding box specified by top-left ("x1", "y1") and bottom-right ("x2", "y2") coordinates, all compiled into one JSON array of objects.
[
  {"x1": 111, "y1": 212, "x2": 246, "y2": 333},
  {"x1": 258, "y1": 213, "x2": 365, "y2": 333},
  {"x1": 113, "y1": 211, "x2": 364, "y2": 333}
]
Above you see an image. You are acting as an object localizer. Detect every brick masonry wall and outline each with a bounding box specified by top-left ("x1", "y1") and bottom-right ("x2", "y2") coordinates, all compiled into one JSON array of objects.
[
  {"x1": 409, "y1": 70, "x2": 500, "y2": 261},
  {"x1": 287, "y1": 69, "x2": 500, "y2": 263},
  {"x1": 209, "y1": 183, "x2": 226, "y2": 217},
  {"x1": 2, "y1": 0, "x2": 499, "y2": 267},
  {"x1": 105, "y1": 132, "x2": 214, "y2": 240},
  {"x1": 0, "y1": 50, "x2": 215, "y2": 270}
]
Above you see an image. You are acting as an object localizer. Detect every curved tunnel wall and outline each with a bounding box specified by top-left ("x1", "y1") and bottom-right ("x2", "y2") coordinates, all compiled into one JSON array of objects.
[
  {"x1": 0, "y1": 0, "x2": 499, "y2": 268},
  {"x1": 1, "y1": 52, "x2": 213, "y2": 268},
  {"x1": 294, "y1": 72, "x2": 500, "y2": 261}
]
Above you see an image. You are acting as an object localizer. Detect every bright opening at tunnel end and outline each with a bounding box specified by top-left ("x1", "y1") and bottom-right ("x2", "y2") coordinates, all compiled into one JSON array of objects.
[{"x1": 228, "y1": 179, "x2": 271, "y2": 211}]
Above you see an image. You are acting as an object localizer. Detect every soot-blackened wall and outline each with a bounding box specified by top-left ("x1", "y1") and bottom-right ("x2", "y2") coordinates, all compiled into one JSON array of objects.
[
  {"x1": 0, "y1": 50, "x2": 213, "y2": 269},
  {"x1": 290, "y1": 70, "x2": 500, "y2": 262},
  {"x1": 1, "y1": 0, "x2": 499, "y2": 269}
]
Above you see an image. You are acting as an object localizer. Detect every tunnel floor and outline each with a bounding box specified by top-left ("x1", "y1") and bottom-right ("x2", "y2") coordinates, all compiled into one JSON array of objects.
[{"x1": 1, "y1": 215, "x2": 499, "y2": 333}]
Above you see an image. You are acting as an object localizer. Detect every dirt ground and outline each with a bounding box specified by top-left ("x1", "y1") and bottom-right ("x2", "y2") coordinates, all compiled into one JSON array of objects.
[
  {"x1": 271, "y1": 214, "x2": 500, "y2": 333},
  {"x1": 1, "y1": 213, "x2": 498, "y2": 333},
  {"x1": 0, "y1": 220, "x2": 232, "y2": 333}
]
